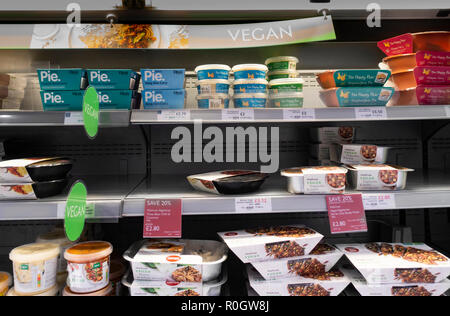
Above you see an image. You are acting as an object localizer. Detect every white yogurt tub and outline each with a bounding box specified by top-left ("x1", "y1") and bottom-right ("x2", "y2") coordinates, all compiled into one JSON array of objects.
[
  {"x1": 7, "y1": 284, "x2": 59, "y2": 296},
  {"x1": 269, "y1": 78, "x2": 304, "y2": 93},
  {"x1": 197, "y1": 79, "x2": 230, "y2": 95},
  {"x1": 232, "y1": 64, "x2": 268, "y2": 80},
  {"x1": 269, "y1": 92, "x2": 304, "y2": 108},
  {"x1": 267, "y1": 69, "x2": 300, "y2": 81},
  {"x1": 233, "y1": 79, "x2": 268, "y2": 94},
  {"x1": 233, "y1": 93, "x2": 267, "y2": 108},
  {"x1": 36, "y1": 228, "x2": 74, "y2": 274},
  {"x1": 9, "y1": 243, "x2": 60, "y2": 295},
  {"x1": 195, "y1": 64, "x2": 231, "y2": 80},
  {"x1": 197, "y1": 94, "x2": 230, "y2": 109},
  {"x1": 265, "y1": 56, "x2": 299, "y2": 71},
  {"x1": 0, "y1": 272, "x2": 11, "y2": 296}
]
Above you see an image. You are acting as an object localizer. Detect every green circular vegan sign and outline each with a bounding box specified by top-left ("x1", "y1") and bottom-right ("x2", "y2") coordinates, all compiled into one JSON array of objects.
[
  {"x1": 64, "y1": 181, "x2": 87, "y2": 242},
  {"x1": 83, "y1": 86, "x2": 99, "y2": 139}
]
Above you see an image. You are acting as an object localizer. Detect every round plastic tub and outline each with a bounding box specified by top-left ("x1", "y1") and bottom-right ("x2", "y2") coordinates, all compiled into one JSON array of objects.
[
  {"x1": 267, "y1": 69, "x2": 300, "y2": 81},
  {"x1": 109, "y1": 260, "x2": 126, "y2": 296},
  {"x1": 233, "y1": 93, "x2": 267, "y2": 108},
  {"x1": 383, "y1": 53, "x2": 416, "y2": 73},
  {"x1": 9, "y1": 243, "x2": 60, "y2": 295},
  {"x1": 63, "y1": 283, "x2": 112, "y2": 296},
  {"x1": 265, "y1": 56, "x2": 299, "y2": 71},
  {"x1": 412, "y1": 31, "x2": 450, "y2": 52},
  {"x1": 269, "y1": 92, "x2": 304, "y2": 108},
  {"x1": 0, "y1": 272, "x2": 11, "y2": 296},
  {"x1": 64, "y1": 241, "x2": 113, "y2": 294},
  {"x1": 7, "y1": 284, "x2": 59, "y2": 296},
  {"x1": 36, "y1": 227, "x2": 74, "y2": 274},
  {"x1": 390, "y1": 69, "x2": 416, "y2": 90},
  {"x1": 232, "y1": 64, "x2": 268, "y2": 80},
  {"x1": 197, "y1": 94, "x2": 230, "y2": 109},
  {"x1": 269, "y1": 78, "x2": 304, "y2": 93},
  {"x1": 195, "y1": 64, "x2": 231, "y2": 80},
  {"x1": 197, "y1": 79, "x2": 230, "y2": 95},
  {"x1": 233, "y1": 79, "x2": 268, "y2": 94}
]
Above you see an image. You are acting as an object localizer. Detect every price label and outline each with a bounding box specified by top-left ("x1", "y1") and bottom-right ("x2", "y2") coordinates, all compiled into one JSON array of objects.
[
  {"x1": 235, "y1": 197, "x2": 272, "y2": 213},
  {"x1": 222, "y1": 109, "x2": 255, "y2": 121},
  {"x1": 143, "y1": 199, "x2": 182, "y2": 238},
  {"x1": 355, "y1": 107, "x2": 387, "y2": 120},
  {"x1": 64, "y1": 112, "x2": 84, "y2": 125},
  {"x1": 283, "y1": 108, "x2": 315, "y2": 120},
  {"x1": 157, "y1": 110, "x2": 190, "y2": 121},
  {"x1": 326, "y1": 194, "x2": 368, "y2": 234},
  {"x1": 363, "y1": 193, "x2": 396, "y2": 210}
]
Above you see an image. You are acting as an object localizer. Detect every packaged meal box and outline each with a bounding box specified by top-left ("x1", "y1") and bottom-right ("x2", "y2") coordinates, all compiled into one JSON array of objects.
[
  {"x1": 0, "y1": 179, "x2": 67, "y2": 200},
  {"x1": 141, "y1": 69, "x2": 185, "y2": 90},
  {"x1": 123, "y1": 239, "x2": 227, "y2": 282},
  {"x1": 250, "y1": 244, "x2": 343, "y2": 280},
  {"x1": 247, "y1": 266, "x2": 350, "y2": 296},
  {"x1": 86, "y1": 69, "x2": 141, "y2": 90},
  {"x1": 329, "y1": 143, "x2": 389, "y2": 164},
  {"x1": 337, "y1": 243, "x2": 450, "y2": 284},
  {"x1": 37, "y1": 69, "x2": 87, "y2": 91},
  {"x1": 218, "y1": 225, "x2": 323, "y2": 263},
  {"x1": 346, "y1": 164, "x2": 413, "y2": 190},
  {"x1": 309, "y1": 127, "x2": 355, "y2": 144},
  {"x1": 342, "y1": 267, "x2": 450, "y2": 296},
  {"x1": 142, "y1": 89, "x2": 186, "y2": 109},
  {"x1": 0, "y1": 158, "x2": 72, "y2": 183}
]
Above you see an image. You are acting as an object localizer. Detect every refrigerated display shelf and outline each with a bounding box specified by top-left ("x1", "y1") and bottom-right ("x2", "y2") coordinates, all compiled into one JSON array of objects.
[
  {"x1": 0, "y1": 110, "x2": 130, "y2": 127},
  {"x1": 122, "y1": 170, "x2": 450, "y2": 216}
]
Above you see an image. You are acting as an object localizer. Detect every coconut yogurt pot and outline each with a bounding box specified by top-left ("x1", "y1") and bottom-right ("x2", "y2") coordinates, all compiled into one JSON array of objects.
[
  {"x1": 265, "y1": 56, "x2": 299, "y2": 71},
  {"x1": 269, "y1": 92, "x2": 304, "y2": 108},
  {"x1": 233, "y1": 93, "x2": 267, "y2": 108},
  {"x1": 197, "y1": 79, "x2": 230, "y2": 95},
  {"x1": 65, "y1": 241, "x2": 113, "y2": 294},
  {"x1": 268, "y1": 78, "x2": 304, "y2": 94},
  {"x1": 267, "y1": 69, "x2": 300, "y2": 81},
  {"x1": 195, "y1": 64, "x2": 231, "y2": 80},
  {"x1": 232, "y1": 64, "x2": 268, "y2": 80},
  {"x1": 9, "y1": 243, "x2": 60, "y2": 295},
  {"x1": 233, "y1": 79, "x2": 268, "y2": 94},
  {"x1": 197, "y1": 94, "x2": 230, "y2": 109}
]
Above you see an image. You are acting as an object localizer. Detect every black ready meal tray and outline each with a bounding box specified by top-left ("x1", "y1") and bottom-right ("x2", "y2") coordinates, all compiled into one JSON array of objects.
[
  {"x1": 0, "y1": 158, "x2": 72, "y2": 183},
  {"x1": 0, "y1": 179, "x2": 68, "y2": 200},
  {"x1": 187, "y1": 170, "x2": 269, "y2": 195}
]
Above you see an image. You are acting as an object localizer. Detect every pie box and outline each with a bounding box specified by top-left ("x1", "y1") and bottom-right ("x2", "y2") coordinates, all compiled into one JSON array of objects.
[
  {"x1": 187, "y1": 170, "x2": 269, "y2": 195},
  {"x1": 123, "y1": 239, "x2": 228, "y2": 282},
  {"x1": 316, "y1": 70, "x2": 391, "y2": 89},
  {"x1": 414, "y1": 66, "x2": 450, "y2": 86},
  {"x1": 217, "y1": 225, "x2": 323, "y2": 263},
  {"x1": 346, "y1": 164, "x2": 413, "y2": 191},
  {"x1": 336, "y1": 243, "x2": 450, "y2": 284},
  {"x1": 329, "y1": 143, "x2": 389, "y2": 165},
  {"x1": 250, "y1": 244, "x2": 343, "y2": 280},
  {"x1": 342, "y1": 267, "x2": 450, "y2": 296},
  {"x1": 280, "y1": 166, "x2": 347, "y2": 195},
  {"x1": 0, "y1": 158, "x2": 72, "y2": 183},
  {"x1": 0, "y1": 179, "x2": 67, "y2": 200},
  {"x1": 246, "y1": 265, "x2": 350, "y2": 296},
  {"x1": 86, "y1": 69, "x2": 141, "y2": 90},
  {"x1": 309, "y1": 127, "x2": 355, "y2": 144}
]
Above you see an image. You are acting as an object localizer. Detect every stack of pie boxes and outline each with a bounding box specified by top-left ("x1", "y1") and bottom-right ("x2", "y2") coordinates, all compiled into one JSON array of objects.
[
  {"x1": 141, "y1": 69, "x2": 186, "y2": 109},
  {"x1": 218, "y1": 225, "x2": 351, "y2": 296},
  {"x1": 337, "y1": 242, "x2": 450, "y2": 296}
]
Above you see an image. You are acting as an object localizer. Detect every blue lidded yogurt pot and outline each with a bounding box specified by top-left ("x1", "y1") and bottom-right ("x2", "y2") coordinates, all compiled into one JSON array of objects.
[
  {"x1": 232, "y1": 64, "x2": 268, "y2": 80},
  {"x1": 195, "y1": 64, "x2": 231, "y2": 80},
  {"x1": 197, "y1": 93, "x2": 230, "y2": 109},
  {"x1": 233, "y1": 79, "x2": 268, "y2": 94},
  {"x1": 197, "y1": 79, "x2": 230, "y2": 95},
  {"x1": 233, "y1": 93, "x2": 267, "y2": 108}
]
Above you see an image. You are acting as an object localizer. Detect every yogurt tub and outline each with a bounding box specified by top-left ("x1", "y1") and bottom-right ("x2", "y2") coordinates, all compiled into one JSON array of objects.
[
  {"x1": 269, "y1": 92, "x2": 304, "y2": 108},
  {"x1": 195, "y1": 64, "x2": 231, "y2": 80},
  {"x1": 268, "y1": 78, "x2": 304, "y2": 93},
  {"x1": 64, "y1": 241, "x2": 113, "y2": 294},
  {"x1": 0, "y1": 272, "x2": 11, "y2": 296},
  {"x1": 63, "y1": 283, "x2": 112, "y2": 296},
  {"x1": 9, "y1": 243, "x2": 60, "y2": 295},
  {"x1": 233, "y1": 79, "x2": 268, "y2": 94},
  {"x1": 267, "y1": 69, "x2": 300, "y2": 81},
  {"x1": 265, "y1": 56, "x2": 299, "y2": 71},
  {"x1": 233, "y1": 93, "x2": 267, "y2": 108},
  {"x1": 197, "y1": 79, "x2": 230, "y2": 94},
  {"x1": 7, "y1": 284, "x2": 59, "y2": 296},
  {"x1": 197, "y1": 94, "x2": 230, "y2": 109},
  {"x1": 232, "y1": 64, "x2": 268, "y2": 80},
  {"x1": 36, "y1": 228, "x2": 74, "y2": 274}
]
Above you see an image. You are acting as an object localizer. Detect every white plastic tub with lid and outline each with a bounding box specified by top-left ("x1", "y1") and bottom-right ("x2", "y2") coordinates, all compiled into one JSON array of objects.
[
  {"x1": 7, "y1": 284, "x2": 59, "y2": 296},
  {"x1": 265, "y1": 56, "x2": 299, "y2": 71},
  {"x1": 269, "y1": 92, "x2": 304, "y2": 108},
  {"x1": 232, "y1": 64, "x2": 268, "y2": 80},
  {"x1": 36, "y1": 228, "x2": 74, "y2": 274},
  {"x1": 268, "y1": 78, "x2": 304, "y2": 93},
  {"x1": 9, "y1": 243, "x2": 60, "y2": 295},
  {"x1": 267, "y1": 69, "x2": 300, "y2": 81}
]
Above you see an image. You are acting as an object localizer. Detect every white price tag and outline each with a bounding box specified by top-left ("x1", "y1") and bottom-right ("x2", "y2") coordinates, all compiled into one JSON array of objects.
[
  {"x1": 363, "y1": 194, "x2": 396, "y2": 210},
  {"x1": 157, "y1": 110, "x2": 190, "y2": 121},
  {"x1": 283, "y1": 108, "x2": 315, "y2": 120},
  {"x1": 235, "y1": 197, "x2": 272, "y2": 213},
  {"x1": 64, "y1": 112, "x2": 84, "y2": 125},
  {"x1": 355, "y1": 107, "x2": 387, "y2": 120},
  {"x1": 222, "y1": 109, "x2": 255, "y2": 121},
  {"x1": 57, "y1": 202, "x2": 66, "y2": 219}
]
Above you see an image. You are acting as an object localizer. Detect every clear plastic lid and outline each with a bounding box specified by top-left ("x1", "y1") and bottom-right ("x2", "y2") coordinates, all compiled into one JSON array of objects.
[
  {"x1": 232, "y1": 64, "x2": 268, "y2": 72},
  {"x1": 233, "y1": 79, "x2": 268, "y2": 85},
  {"x1": 63, "y1": 283, "x2": 112, "y2": 296},
  {"x1": 196, "y1": 93, "x2": 230, "y2": 100},
  {"x1": 195, "y1": 64, "x2": 231, "y2": 72},
  {"x1": 269, "y1": 92, "x2": 304, "y2": 99},
  {"x1": 197, "y1": 79, "x2": 231, "y2": 85},
  {"x1": 269, "y1": 78, "x2": 304, "y2": 86},
  {"x1": 233, "y1": 93, "x2": 268, "y2": 99},
  {"x1": 9, "y1": 243, "x2": 60, "y2": 263},
  {"x1": 265, "y1": 56, "x2": 299, "y2": 65},
  {"x1": 7, "y1": 285, "x2": 59, "y2": 296},
  {"x1": 64, "y1": 241, "x2": 113, "y2": 263}
]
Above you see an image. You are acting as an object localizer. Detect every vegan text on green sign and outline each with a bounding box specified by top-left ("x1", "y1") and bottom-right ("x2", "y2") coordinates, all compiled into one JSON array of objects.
[
  {"x1": 64, "y1": 181, "x2": 88, "y2": 242},
  {"x1": 83, "y1": 86, "x2": 99, "y2": 139}
]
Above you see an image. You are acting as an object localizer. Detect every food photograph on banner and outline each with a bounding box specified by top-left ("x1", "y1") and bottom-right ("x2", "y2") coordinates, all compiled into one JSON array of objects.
[{"x1": 0, "y1": 0, "x2": 449, "y2": 304}]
